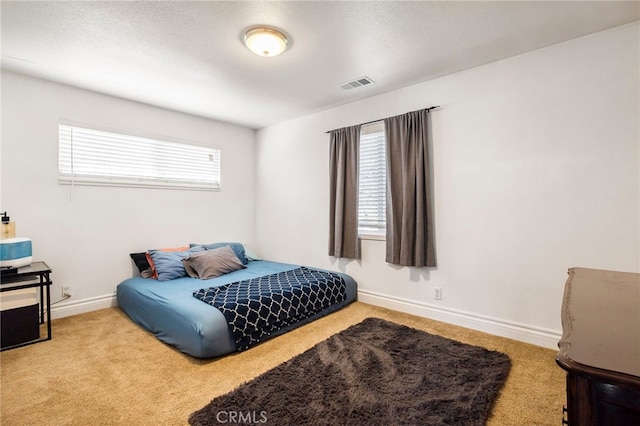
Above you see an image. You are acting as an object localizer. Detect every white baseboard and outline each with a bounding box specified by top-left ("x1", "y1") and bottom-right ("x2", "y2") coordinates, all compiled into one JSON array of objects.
[
  {"x1": 357, "y1": 289, "x2": 561, "y2": 350},
  {"x1": 50, "y1": 292, "x2": 118, "y2": 320},
  {"x1": 48, "y1": 290, "x2": 561, "y2": 349}
]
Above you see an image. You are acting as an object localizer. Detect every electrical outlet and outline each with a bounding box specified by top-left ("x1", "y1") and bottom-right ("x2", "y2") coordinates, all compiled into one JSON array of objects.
[
  {"x1": 434, "y1": 287, "x2": 442, "y2": 301},
  {"x1": 62, "y1": 286, "x2": 72, "y2": 298}
]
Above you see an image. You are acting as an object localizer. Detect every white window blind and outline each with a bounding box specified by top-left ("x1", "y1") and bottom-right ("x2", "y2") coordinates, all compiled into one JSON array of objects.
[
  {"x1": 358, "y1": 121, "x2": 386, "y2": 236},
  {"x1": 58, "y1": 124, "x2": 220, "y2": 190}
]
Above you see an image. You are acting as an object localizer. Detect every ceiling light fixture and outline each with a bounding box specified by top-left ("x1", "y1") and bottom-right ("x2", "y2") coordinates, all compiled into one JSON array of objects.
[{"x1": 244, "y1": 26, "x2": 288, "y2": 57}]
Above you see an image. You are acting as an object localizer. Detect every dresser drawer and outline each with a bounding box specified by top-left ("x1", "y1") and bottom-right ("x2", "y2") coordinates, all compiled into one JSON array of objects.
[{"x1": 594, "y1": 382, "x2": 640, "y2": 424}]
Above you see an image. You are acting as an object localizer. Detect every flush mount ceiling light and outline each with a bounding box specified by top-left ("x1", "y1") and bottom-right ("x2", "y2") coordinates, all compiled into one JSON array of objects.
[{"x1": 244, "y1": 26, "x2": 288, "y2": 57}]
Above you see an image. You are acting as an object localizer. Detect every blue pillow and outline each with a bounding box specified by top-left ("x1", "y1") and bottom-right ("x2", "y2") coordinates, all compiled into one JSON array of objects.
[
  {"x1": 150, "y1": 246, "x2": 205, "y2": 281},
  {"x1": 190, "y1": 242, "x2": 249, "y2": 265}
]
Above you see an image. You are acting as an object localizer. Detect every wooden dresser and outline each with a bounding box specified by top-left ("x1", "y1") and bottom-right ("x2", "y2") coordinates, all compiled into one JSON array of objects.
[{"x1": 556, "y1": 267, "x2": 640, "y2": 425}]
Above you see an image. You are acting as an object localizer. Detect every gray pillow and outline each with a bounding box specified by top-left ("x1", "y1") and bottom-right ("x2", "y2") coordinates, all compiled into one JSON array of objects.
[
  {"x1": 182, "y1": 246, "x2": 246, "y2": 279},
  {"x1": 190, "y1": 242, "x2": 250, "y2": 265}
]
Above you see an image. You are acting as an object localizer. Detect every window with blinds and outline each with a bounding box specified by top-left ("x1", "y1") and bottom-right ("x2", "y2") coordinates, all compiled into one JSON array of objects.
[
  {"x1": 58, "y1": 123, "x2": 221, "y2": 190},
  {"x1": 358, "y1": 121, "x2": 386, "y2": 236}
]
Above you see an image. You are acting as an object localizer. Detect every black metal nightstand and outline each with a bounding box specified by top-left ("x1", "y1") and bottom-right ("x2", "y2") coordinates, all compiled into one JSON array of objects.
[{"x1": 1, "y1": 261, "x2": 52, "y2": 350}]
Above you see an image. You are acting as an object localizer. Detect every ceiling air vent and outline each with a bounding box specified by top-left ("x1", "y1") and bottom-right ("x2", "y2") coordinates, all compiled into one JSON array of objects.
[{"x1": 340, "y1": 76, "x2": 375, "y2": 91}]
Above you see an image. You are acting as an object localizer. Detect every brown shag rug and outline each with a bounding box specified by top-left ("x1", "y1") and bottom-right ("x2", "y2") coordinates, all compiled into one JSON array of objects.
[{"x1": 189, "y1": 317, "x2": 511, "y2": 425}]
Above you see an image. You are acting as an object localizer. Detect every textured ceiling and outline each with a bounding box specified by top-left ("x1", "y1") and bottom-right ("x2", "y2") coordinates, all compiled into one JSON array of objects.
[{"x1": 2, "y1": 1, "x2": 638, "y2": 129}]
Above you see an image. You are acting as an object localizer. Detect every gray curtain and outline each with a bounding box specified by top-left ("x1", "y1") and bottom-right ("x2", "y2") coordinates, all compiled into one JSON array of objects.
[
  {"x1": 384, "y1": 109, "x2": 436, "y2": 267},
  {"x1": 328, "y1": 125, "x2": 361, "y2": 258}
]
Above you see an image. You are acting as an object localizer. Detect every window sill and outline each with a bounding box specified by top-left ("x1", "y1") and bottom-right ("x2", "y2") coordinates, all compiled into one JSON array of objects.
[
  {"x1": 59, "y1": 178, "x2": 220, "y2": 191},
  {"x1": 359, "y1": 234, "x2": 385, "y2": 241}
]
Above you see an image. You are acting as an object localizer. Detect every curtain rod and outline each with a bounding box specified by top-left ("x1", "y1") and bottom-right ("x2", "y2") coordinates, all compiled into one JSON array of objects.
[{"x1": 324, "y1": 106, "x2": 440, "y2": 134}]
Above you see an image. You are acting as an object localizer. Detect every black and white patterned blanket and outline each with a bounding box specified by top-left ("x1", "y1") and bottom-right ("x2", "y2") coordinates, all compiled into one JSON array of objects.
[{"x1": 193, "y1": 267, "x2": 347, "y2": 351}]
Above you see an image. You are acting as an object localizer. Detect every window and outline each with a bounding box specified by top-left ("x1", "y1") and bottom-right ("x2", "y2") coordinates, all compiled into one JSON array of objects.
[
  {"x1": 58, "y1": 123, "x2": 220, "y2": 190},
  {"x1": 358, "y1": 121, "x2": 386, "y2": 237}
]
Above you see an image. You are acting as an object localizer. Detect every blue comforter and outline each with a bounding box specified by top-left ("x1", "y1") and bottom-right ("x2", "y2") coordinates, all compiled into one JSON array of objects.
[{"x1": 193, "y1": 267, "x2": 347, "y2": 351}]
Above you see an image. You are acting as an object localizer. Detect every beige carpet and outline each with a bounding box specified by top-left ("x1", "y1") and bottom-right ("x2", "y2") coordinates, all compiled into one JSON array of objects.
[{"x1": 1, "y1": 302, "x2": 565, "y2": 425}]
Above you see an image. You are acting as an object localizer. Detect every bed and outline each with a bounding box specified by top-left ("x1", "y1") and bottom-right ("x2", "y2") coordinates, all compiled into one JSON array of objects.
[{"x1": 117, "y1": 255, "x2": 357, "y2": 358}]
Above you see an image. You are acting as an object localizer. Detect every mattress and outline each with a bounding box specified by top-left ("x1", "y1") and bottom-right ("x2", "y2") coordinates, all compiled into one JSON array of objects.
[{"x1": 116, "y1": 260, "x2": 357, "y2": 358}]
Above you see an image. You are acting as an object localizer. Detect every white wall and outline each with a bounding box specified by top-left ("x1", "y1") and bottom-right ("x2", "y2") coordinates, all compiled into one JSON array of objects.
[
  {"x1": 1, "y1": 71, "x2": 256, "y2": 317},
  {"x1": 255, "y1": 23, "x2": 640, "y2": 348}
]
